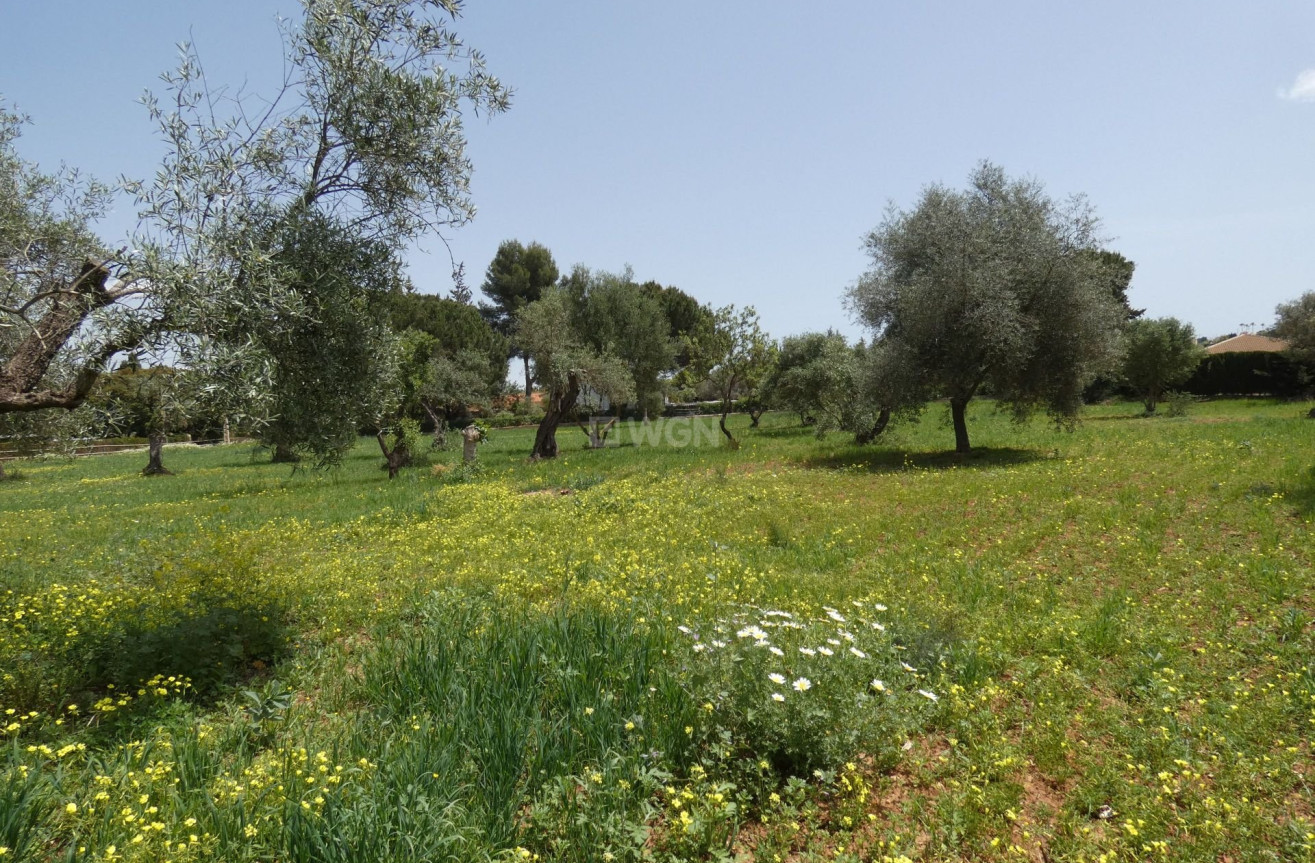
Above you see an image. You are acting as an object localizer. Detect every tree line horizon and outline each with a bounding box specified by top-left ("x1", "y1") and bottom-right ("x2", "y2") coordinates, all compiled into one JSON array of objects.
[{"x1": 4, "y1": 0, "x2": 1315, "y2": 480}]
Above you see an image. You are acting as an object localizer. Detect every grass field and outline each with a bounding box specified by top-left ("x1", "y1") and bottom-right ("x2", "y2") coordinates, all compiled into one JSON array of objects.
[{"x1": 2, "y1": 400, "x2": 1314, "y2": 862}]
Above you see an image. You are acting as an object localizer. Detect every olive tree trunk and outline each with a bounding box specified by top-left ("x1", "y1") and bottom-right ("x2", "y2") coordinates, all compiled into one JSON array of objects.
[
  {"x1": 530, "y1": 373, "x2": 581, "y2": 460},
  {"x1": 717, "y1": 373, "x2": 741, "y2": 449},
  {"x1": 1143, "y1": 384, "x2": 1162, "y2": 415},
  {"x1": 718, "y1": 408, "x2": 740, "y2": 450},
  {"x1": 142, "y1": 433, "x2": 172, "y2": 476},
  {"x1": 950, "y1": 396, "x2": 971, "y2": 454},
  {"x1": 376, "y1": 431, "x2": 410, "y2": 479},
  {"x1": 854, "y1": 408, "x2": 891, "y2": 445},
  {"x1": 0, "y1": 262, "x2": 126, "y2": 415}
]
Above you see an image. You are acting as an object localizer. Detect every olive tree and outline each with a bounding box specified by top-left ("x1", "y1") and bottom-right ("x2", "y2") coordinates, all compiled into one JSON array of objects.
[
  {"x1": 385, "y1": 291, "x2": 509, "y2": 397},
  {"x1": 0, "y1": 116, "x2": 107, "y2": 480},
  {"x1": 0, "y1": 107, "x2": 122, "y2": 419},
  {"x1": 683, "y1": 305, "x2": 776, "y2": 448},
  {"x1": 763, "y1": 331, "x2": 853, "y2": 427},
  {"x1": 1275, "y1": 292, "x2": 1315, "y2": 362},
  {"x1": 516, "y1": 287, "x2": 634, "y2": 460},
  {"x1": 251, "y1": 212, "x2": 407, "y2": 465},
  {"x1": 386, "y1": 329, "x2": 502, "y2": 449},
  {"x1": 419, "y1": 349, "x2": 501, "y2": 445},
  {"x1": 561, "y1": 266, "x2": 675, "y2": 420},
  {"x1": 1, "y1": 0, "x2": 509, "y2": 462},
  {"x1": 846, "y1": 162, "x2": 1125, "y2": 453},
  {"x1": 90, "y1": 363, "x2": 196, "y2": 475},
  {"x1": 1119, "y1": 317, "x2": 1204, "y2": 414},
  {"x1": 382, "y1": 292, "x2": 507, "y2": 445}
]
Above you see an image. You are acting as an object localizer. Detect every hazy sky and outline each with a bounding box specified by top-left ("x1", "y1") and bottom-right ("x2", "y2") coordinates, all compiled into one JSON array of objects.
[{"x1": 4, "y1": 1, "x2": 1314, "y2": 340}]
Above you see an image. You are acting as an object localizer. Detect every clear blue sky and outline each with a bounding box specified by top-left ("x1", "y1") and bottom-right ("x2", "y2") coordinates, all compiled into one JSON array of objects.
[{"x1": 4, "y1": 1, "x2": 1314, "y2": 340}]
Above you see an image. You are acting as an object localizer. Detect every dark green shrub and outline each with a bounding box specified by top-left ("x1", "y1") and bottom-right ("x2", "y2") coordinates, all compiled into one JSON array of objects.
[{"x1": 1183, "y1": 351, "x2": 1311, "y2": 398}]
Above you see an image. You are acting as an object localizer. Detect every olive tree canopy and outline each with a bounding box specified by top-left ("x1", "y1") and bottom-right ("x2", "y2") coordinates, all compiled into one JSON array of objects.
[
  {"x1": 1274, "y1": 292, "x2": 1315, "y2": 363},
  {"x1": 251, "y1": 212, "x2": 406, "y2": 466},
  {"x1": 561, "y1": 266, "x2": 675, "y2": 419},
  {"x1": 846, "y1": 162, "x2": 1125, "y2": 453},
  {"x1": 762, "y1": 330, "x2": 887, "y2": 438},
  {"x1": 1119, "y1": 317, "x2": 1204, "y2": 414},
  {"x1": 1, "y1": 0, "x2": 509, "y2": 451},
  {"x1": 515, "y1": 286, "x2": 634, "y2": 460},
  {"x1": 682, "y1": 305, "x2": 776, "y2": 448}
]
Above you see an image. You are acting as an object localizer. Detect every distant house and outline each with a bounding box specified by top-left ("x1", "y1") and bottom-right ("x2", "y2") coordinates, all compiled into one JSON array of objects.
[
  {"x1": 1186, "y1": 332, "x2": 1303, "y2": 398},
  {"x1": 1204, "y1": 334, "x2": 1289, "y2": 355}
]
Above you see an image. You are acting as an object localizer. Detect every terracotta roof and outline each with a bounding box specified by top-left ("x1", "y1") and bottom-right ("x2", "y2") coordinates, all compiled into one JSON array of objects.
[{"x1": 1204, "y1": 334, "x2": 1289, "y2": 355}]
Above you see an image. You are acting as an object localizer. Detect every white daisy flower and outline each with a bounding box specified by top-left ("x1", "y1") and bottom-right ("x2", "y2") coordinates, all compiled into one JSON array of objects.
[
  {"x1": 799, "y1": 647, "x2": 817, "y2": 656},
  {"x1": 818, "y1": 646, "x2": 834, "y2": 656},
  {"x1": 900, "y1": 661, "x2": 916, "y2": 673},
  {"x1": 771, "y1": 692, "x2": 786, "y2": 702},
  {"x1": 870, "y1": 679, "x2": 886, "y2": 692},
  {"x1": 873, "y1": 603, "x2": 888, "y2": 612},
  {"x1": 768, "y1": 646, "x2": 784, "y2": 657},
  {"x1": 849, "y1": 647, "x2": 867, "y2": 659},
  {"x1": 825, "y1": 609, "x2": 846, "y2": 623},
  {"x1": 918, "y1": 689, "x2": 938, "y2": 702},
  {"x1": 792, "y1": 677, "x2": 812, "y2": 692},
  {"x1": 768, "y1": 672, "x2": 787, "y2": 685},
  {"x1": 826, "y1": 638, "x2": 841, "y2": 646}
]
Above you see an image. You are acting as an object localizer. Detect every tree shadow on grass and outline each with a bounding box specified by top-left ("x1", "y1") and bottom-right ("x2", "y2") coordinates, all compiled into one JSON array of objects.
[
  {"x1": 749, "y1": 425, "x2": 816, "y2": 439},
  {"x1": 798, "y1": 445, "x2": 1044, "y2": 475},
  {"x1": 1084, "y1": 411, "x2": 1146, "y2": 421},
  {"x1": 95, "y1": 597, "x2": 291, "y2": 695},
  {"x1": 9, "y1": 593, "x2": 293, "y2": 724},
  {"x1": 1281, "y1": 465, "x2": 1315, "y2": 517}
]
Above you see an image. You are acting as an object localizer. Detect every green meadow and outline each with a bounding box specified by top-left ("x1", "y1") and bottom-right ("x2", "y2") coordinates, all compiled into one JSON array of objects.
[{"x1": 1, "y1": 400, "x2": 1313, "y2": 862}]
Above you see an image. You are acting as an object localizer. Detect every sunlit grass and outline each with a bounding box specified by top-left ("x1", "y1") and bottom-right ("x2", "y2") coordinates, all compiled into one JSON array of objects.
[{"x1": 2, "y1": 399, "x2": 1314, "y2": 861}]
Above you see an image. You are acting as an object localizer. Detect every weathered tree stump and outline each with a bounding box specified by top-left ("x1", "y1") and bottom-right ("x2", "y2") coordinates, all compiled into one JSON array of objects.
[
  {"x1": 462, "y1": 424, "x2": 482, "y2": 463},
  {"x1": 578, "y1": 417, "x2": 617, "y2": 449}
]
